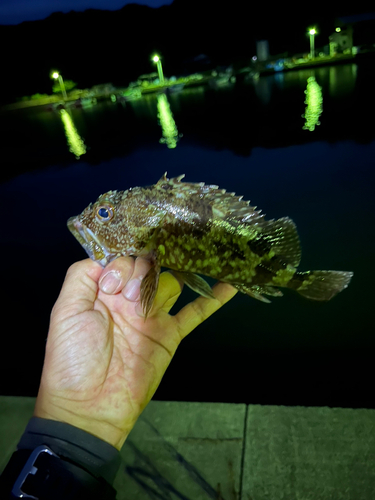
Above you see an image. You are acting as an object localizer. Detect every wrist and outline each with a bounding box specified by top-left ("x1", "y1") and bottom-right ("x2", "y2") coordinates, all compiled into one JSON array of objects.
[{"x1": 34, "y1": 392, "x2": 130, "y2": 450}]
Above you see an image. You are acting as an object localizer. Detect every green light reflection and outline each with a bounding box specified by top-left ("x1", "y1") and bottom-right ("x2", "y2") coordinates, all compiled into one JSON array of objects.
[
  {"x1": 302, "y1": 76, "x2": 323, "y2": 131},
  {"x1": 60, "y1": 109, "x2": 86, "y2": 158},
  {"x1": 156, "y1": 93, "x2": 180, "y2": 149}
]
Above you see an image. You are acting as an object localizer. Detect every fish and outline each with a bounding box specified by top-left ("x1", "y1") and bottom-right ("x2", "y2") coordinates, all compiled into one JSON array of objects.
[{"x1": 68, "y1": 173, "x2": 353, "y2": 317}]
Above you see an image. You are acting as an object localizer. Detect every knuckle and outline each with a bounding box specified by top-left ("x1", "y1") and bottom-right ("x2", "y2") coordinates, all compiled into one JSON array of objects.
[
  {"x1": 107, "y1": 256, "x2": 134, "y2": 275},
  {"x1": 66, "y1": 259, "x2": 89, "y2": 277}
]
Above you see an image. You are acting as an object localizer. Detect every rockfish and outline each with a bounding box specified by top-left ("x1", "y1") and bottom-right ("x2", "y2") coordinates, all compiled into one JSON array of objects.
[{"x1": 68, "y1": 173, "x2": 353, "y2": 317}]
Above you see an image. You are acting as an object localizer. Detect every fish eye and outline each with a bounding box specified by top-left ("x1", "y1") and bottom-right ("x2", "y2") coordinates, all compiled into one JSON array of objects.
[{"x1": 96, "y1": 205, "x2": 114, "y2": 222}]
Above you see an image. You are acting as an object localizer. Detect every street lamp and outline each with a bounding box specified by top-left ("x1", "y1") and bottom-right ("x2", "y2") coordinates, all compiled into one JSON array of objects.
[
  {"x1": 152, "y1": 55, "x2": 164, "y2": 85},
  {"x1": 52, "y1": 71, "x2": 67, "y2": 100},
  {"x1": 308, "y1": 29, "x2": 316, "y2": 59}
]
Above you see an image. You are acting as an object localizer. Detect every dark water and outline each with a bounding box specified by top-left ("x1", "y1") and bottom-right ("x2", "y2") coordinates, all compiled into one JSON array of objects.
[{"x1": 1, "y1": 61, "x2": 375, "y2": 408}]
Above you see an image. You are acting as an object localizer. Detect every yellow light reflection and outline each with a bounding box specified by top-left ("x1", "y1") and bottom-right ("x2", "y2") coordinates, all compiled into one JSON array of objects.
[
  {"x1": 60, "y1": 109, "x2": 86, "y2": 158},
  {"x1": 156, "y1": 93, "x2": 180, "y2": 149},
  {"x1": 302, "y1": 76, "x2": 323, "y2": 131}
]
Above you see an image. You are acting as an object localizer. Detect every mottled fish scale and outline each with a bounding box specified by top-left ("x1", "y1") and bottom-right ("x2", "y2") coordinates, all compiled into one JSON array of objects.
[
  {"x1": 155, "y1": 174, "x2": 301, "y2": 268},
  {"x1": 68, "y1": 172, "x2": 353, "y2": 318}
]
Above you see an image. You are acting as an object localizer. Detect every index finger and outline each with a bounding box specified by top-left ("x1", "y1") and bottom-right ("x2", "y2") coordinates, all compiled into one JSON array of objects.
[
  {"x1": 98, "y1": 256, "x2": 135, "y2": 294},
  {"x1": 174, "y1": 282, "x2": 237, "y2": 339}
]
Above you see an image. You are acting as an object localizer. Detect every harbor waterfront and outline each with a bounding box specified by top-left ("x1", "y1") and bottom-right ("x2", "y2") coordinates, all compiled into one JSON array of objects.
[
  {"x1": 1, "y1": 50, "x2": 370, "y2": 112},
  {"x1": 1, "y1": 58, "x2": 374, "y2": 408},
  {"x1": 1, "y1": 4, "x2": 375, "y2": 499}
]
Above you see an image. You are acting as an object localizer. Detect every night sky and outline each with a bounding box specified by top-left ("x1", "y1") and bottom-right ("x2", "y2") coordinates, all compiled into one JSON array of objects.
[
  {"x1": 0, "y1": 0, "x2": 173, "y2": 25},
  {"x1": 1, "y1": 0, "x2": 374, "y2": 26}
]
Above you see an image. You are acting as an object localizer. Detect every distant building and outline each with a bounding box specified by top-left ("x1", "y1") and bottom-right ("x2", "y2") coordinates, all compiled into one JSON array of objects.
[
  {"x1": 329, "y1": 27, "x2": 353, "y2": 55},
  {"x1": 333, "y1": 12, "x2": 375, "y2": 49}
]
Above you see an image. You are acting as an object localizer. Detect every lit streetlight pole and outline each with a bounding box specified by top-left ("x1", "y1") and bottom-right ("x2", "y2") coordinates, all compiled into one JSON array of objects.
[
  {"x1": 309, "y1": 29, "x2": 316, "y2": 59},
  {"x1": 152, "y1": 55, "x2": 164, "y2": 85},
  {"x1": 52, "y1": 71, "x2": 67, "y2": 100}
]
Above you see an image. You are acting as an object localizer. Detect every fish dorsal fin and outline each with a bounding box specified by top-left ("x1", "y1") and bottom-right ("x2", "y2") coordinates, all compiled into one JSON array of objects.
[
  {"x1": 156, "y1": 173, "x2": 262, "y2": 219},
  {"x1": 155, "y1": 174, "x2": 301, "y2": 267},
  {"x1": 157, "y1": 172, "x2": 186, "y2": 185}
]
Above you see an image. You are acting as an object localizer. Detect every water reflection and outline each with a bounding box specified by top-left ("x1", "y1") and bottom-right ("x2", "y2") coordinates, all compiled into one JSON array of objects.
[
  {"x1": 302, "y1": 76, "x2": 323, "y2": 131},
  {"x1": 254, "y1": 76, "x2": 272, "y2": 105},
  {"x1": 156, "y1": 93, "x2": 181, "y2": 149},
  {"x1": 328, "y1": 64, "x2": 357, "y2": 98},
  {"x1": 3, "y1": 62, "x2": 367, "y2": 176},
  {"x1": 274, "y1": 72, "x2": 284, "y2": 89},
  {"x1": 59, "y1": 109, "x2": 86, "y2": 158}
]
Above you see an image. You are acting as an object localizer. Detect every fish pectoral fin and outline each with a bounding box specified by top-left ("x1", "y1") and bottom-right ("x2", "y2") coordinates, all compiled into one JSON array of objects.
[
  {"x1": 262, "y1": 286, "x2": 283, "y2": 297},
  {"x1": 171, "y1": 271, "x2": 215, "y2": 299},
  {"x1": 232, "y1": 284, "x2": 281, "y2": 303},
  {"x1": 140, "y1": 264, "x2": 160, "y2": 319}
]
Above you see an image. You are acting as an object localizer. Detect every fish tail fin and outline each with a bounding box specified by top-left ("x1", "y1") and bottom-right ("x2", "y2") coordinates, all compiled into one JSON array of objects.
[{"x1": 290, "y1": 270, "x2": 353, "y2": 301}]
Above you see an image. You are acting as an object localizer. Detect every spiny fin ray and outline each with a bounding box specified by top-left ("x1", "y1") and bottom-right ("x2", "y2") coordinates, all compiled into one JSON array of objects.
[
  {"x1": 258, "y1": 217, "x2": 302, "y2": 267},
  {"x1": 155, "y1": 173, "x2": 263, "y2": 223}
]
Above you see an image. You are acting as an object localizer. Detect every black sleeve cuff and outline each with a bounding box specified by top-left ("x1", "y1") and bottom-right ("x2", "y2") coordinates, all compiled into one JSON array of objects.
[{"x1": 16, "y1": 417, "x2": 121, "y2": 485}]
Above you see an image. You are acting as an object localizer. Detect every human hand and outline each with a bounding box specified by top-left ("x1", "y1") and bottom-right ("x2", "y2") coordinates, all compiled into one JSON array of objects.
[{"x1": 34, "y1": 258, "x2": 237, "y2": 450}]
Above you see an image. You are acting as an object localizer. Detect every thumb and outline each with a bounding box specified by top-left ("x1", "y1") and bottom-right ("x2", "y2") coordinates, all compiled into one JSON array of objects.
[{"x1": 52, "y1": 259, "x2": 103, "y2": 320}]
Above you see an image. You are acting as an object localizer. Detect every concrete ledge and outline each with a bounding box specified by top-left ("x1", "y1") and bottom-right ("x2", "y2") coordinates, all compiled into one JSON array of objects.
[
  {"x1": 244, "y1": 405, "x2": 375, "y2": 500},
  {"x1": 1, "y1": 397, "x2": 374, "y2": 499}
]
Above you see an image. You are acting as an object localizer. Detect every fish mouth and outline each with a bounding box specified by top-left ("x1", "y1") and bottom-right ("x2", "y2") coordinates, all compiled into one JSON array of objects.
[{"x1": 67, "y1": 216, "x2": 118, "y2": 267}]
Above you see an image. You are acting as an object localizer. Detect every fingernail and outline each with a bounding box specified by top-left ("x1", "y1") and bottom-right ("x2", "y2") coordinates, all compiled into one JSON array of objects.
[
  {"x1": 124, "y1": 278, "x2": 141, "y2": 301},
  {"x1": 100, "y1": 271, "x2": 121, "y2": 294}
]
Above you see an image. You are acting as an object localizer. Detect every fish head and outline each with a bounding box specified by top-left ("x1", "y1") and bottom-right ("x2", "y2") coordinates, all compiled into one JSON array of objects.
[{"x1": 68, "y1": 189, "x2": 144, "y2": 267}]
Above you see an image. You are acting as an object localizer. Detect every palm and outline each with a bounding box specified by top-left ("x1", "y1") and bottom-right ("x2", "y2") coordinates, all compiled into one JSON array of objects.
[
  {"x1": 35, "y1": 259, "x2": 237, "y2": 449},
  {"x1": 43, "y1": 276, "x2": 181, "y2": 442}
]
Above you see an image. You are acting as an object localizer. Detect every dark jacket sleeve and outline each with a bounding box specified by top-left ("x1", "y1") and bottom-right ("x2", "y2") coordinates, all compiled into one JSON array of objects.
[
  {"x1": 0, "y1": 417, "x2": 121, "y2": 498},
  {"x1": 15, "y1": 417, "x2": 122, "y2": 484}
]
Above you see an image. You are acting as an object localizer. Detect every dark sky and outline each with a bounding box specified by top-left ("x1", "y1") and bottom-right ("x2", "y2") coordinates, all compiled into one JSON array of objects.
[
  {"x1": 0, "y1": 0, "x2": 173, "y2": 25},
  {"x1": 1, "y1": 1, "x2": 374, "y2": 27}
]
